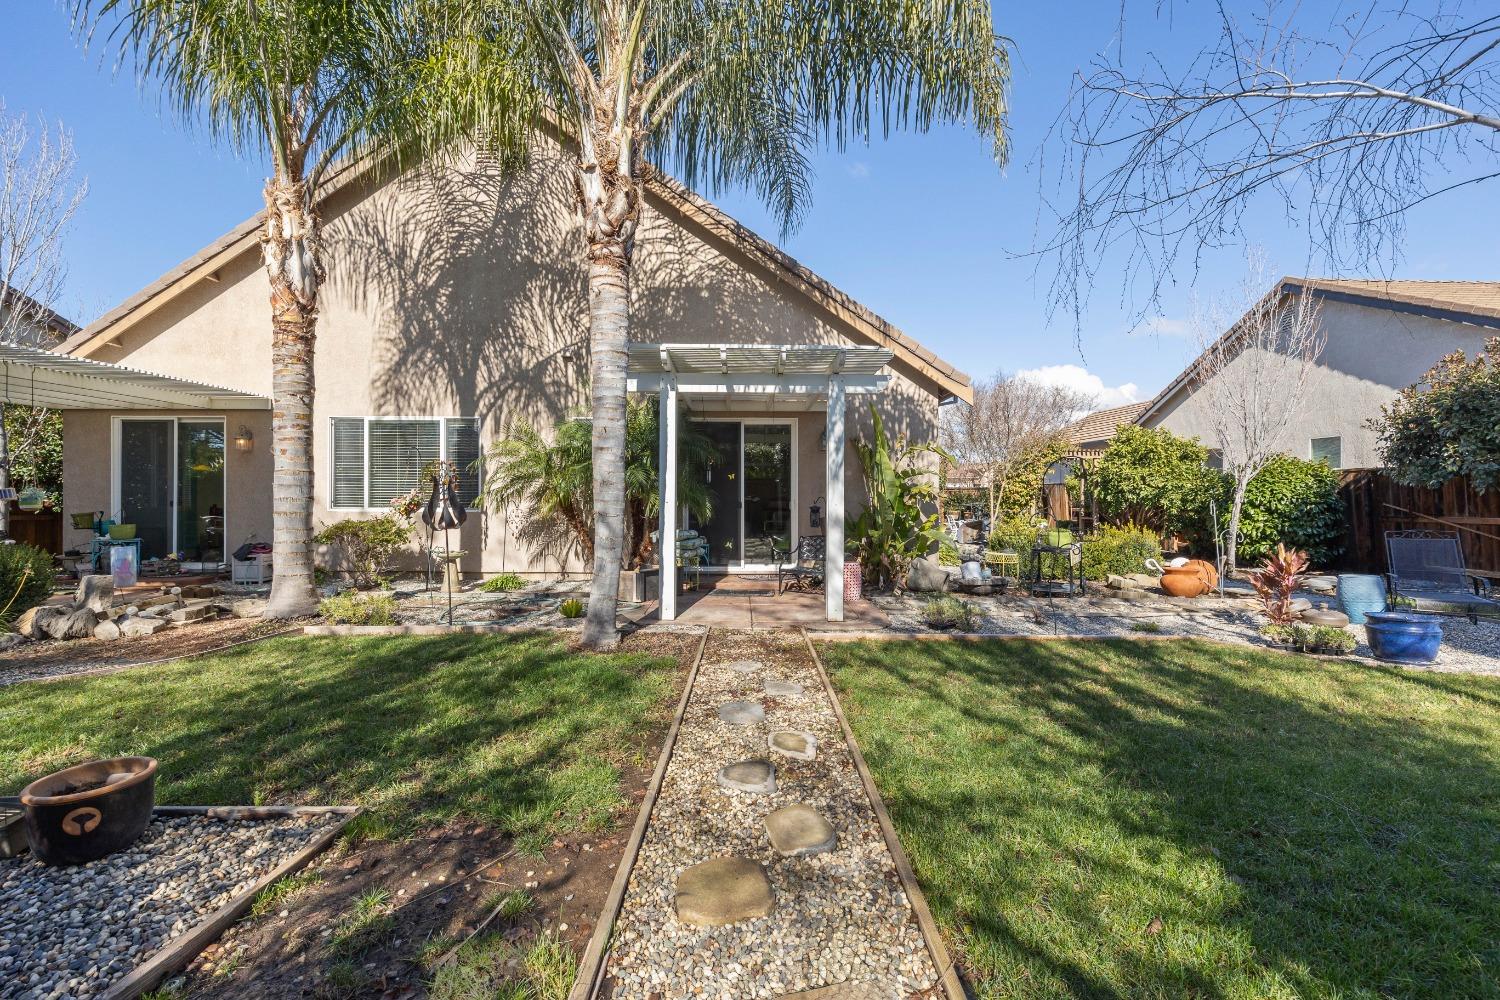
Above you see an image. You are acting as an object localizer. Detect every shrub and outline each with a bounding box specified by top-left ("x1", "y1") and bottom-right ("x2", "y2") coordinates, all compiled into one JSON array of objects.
[
  {"x1": 1290, "y1": 623, "x2": 1356, "y2": 654},
  {"x1": 0, "y1": 542, "x2": 53, "y2": 627},
  {"x1": 558, "y1": 598, "x2": 584, "y2": 618},
  {"x1": 1094, "y1": 426, "x2": 1221, "y2": 541},
  {"x1": 1373, "y1": 336, "x2": 1500, "y2": 491},
  {"x1": 987, "y1": 516, "x2": 1043, "y2": 579},
  {"x1": 921, "y1": 595, "x2": 980, "y2": 631},
  {"x1": 314, "y1": 515, "x2": 411, "y2": 589},
  {"x1": 1080, "y1": 525, "x2": 1161, "y2": 581},
  {"x1": 937, "y1": 536, "x2": 960, "y2": 567},
  {"x1": 1234, "y1": 455, "x2": 1344, "y2": 566},
  {"x1": 479, "y1": 573, "x2": 528, "y2": 593},
  {"x1": 318, "y1": 591, "x2": 398, "y2": 625},
  {"x1": 849, "y1": 407, "x2": 948, "y2": 589}
]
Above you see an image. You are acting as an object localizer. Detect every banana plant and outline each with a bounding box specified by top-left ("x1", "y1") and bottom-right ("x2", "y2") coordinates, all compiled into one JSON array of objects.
[{"x1": 849, "y1": 406, "x2": 952, "y2": 590}]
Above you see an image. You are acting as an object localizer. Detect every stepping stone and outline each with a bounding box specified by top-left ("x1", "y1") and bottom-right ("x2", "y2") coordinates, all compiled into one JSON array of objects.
[
  {"x1": 776, "y1": 981, "x2": 904, "y2": 1000},
  {"x1": 717, "y1": 758, "x2": 777, "y2": 794},
  {"x1": 764, "y1": 678, "x2": 804, "y2": 698},
  {"x1": 674, "y1": 857, "x2": 775, "y2": 927},
  {"x1": 717, "y1": 700, "x2": 765, "y2": 726},
  {"x1": 767, "y1": 729, "x2": 818, "y2": 761},
  {"x1": 765, "y1": 804, "x2": 838, "y2": 858},
  {"x1": 722, "y1": 659, "x2": 763, "y2": 675}
]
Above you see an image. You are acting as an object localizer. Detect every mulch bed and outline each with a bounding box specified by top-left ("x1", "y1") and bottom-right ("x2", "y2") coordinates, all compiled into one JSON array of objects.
[
  {"x1": 0, "y1": 618, "x2": 299, "y2": 688},
  {"x1": 168, "y1": 628, "x2": 700, "y2": 999}
]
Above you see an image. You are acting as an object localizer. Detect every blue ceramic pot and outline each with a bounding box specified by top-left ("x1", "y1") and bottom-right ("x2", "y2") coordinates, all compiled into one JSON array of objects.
[
  {"x1": 1364, "y1": 611, "x2": 1443, "y2": 664},
  {"x1": 1336, "y1": 573, "x2": 1388, "y2": 624}
]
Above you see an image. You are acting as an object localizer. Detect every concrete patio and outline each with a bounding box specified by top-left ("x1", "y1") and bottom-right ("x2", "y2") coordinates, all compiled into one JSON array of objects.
[{"x1": 647, "y1": 575, "x2": 890, "y2": 629}]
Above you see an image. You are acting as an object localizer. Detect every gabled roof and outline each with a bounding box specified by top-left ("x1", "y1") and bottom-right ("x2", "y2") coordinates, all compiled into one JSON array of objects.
[
  {"x1": 58, "y1": 153, "x2": 972, "y2": 403},
  {"x1": 1064, "y1": 401, "x2": 1149, "y2": 447},
  {"x1": 1, "y1": 283, "x2": 80, "y2": 342},
  {"x1": 1136, "y1": 276, "x2": 1500, "y2": 427}
]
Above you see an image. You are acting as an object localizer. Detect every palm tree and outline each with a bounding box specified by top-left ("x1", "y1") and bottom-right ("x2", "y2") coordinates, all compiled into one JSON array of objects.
[
  {"x1": 417, "y1": 0, "x2": 1011, "y2": 647},
  {"x1": 75, "y1": 0, "x2": 412, "y2": 617}
]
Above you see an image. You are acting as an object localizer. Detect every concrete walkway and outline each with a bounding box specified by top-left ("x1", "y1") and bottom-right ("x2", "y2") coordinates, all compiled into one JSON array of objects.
[{"x1": 648, "y1": 576, "x2": 891, "y2": 630}]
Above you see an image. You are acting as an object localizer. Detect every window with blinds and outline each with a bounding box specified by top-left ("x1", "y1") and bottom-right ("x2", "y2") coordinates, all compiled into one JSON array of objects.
[
  {"x1": 329, "y1": 417, "x2": 481, "y2": 509},
  {"x1": 1310, "y1": 436, "x2": 1342, "y2": 470}
]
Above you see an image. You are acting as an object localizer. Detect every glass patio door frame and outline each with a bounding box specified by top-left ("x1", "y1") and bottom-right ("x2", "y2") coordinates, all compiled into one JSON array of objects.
[
  {"x1": 682, "y1": 416, "x2": 798, "y2": 572},
  {"x1": 110, "y1": 415, "x2": 227, "y2": 559}
]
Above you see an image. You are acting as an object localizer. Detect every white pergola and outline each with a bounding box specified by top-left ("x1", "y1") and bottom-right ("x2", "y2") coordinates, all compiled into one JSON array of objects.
[
  {"x1": 0, "y1": 342, "x2": 270, "y2": 410},
  {"x1": 626, "y1": 343, "x2": 893, "y2": 622}
]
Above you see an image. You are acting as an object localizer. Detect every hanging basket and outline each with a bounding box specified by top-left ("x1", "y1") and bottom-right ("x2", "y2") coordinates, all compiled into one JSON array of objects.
[{"x1": 16, "y1": 487, "x2": 46, "y2": 512}]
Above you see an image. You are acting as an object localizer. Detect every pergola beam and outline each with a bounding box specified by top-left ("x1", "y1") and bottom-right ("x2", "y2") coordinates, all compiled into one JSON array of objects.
[
  {"x1": 825, "y1": 376, "x2": 846, "y2": 622},
  {"x1": 658, "y1": 380, "x2": 678, "y2": 621}
]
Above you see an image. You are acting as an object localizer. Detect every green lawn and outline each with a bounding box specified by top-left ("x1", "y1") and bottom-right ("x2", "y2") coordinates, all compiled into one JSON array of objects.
[
  {"x1": 823, "y1": 638, "x2": 1500, "y2": 1000},
  {"x1": 0, "y1": 633, "x2": 680, "y2": 849}
]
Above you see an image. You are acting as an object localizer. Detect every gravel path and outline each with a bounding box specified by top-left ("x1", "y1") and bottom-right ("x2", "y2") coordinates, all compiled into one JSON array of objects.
[
  {"x1": 1, "y1": 813, "x2": 342, "y2": 1000},
  {"x1": 601, "y1": 629, "x2": 937, "y2": 998}
]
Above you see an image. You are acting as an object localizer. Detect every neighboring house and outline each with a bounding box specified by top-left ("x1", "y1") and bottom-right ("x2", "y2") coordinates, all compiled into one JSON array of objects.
[
  {"x1": 1, "y1": 284, "x2": 80, "y2": 345},
  {"x1": 1137, "y1": 278, "x2": 1500, "y2": 470},
  {"x1": 49, "y1": 142, "x2": 970, "y2": 581},
  {"x1": 1062, "y1": 402, "x2": 1149, "y2": 460}
]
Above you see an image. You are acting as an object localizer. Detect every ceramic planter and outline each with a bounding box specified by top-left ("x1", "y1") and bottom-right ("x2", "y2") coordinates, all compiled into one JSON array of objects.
[
  {"x1": 1336, "y1": 573, "x2": 1387, "y2": 624},
  {"x1": 20, "y1": 756, "x2": 158, "y2": 866},
  {"x1": 1160, "y1": 566, "x2": 1210, "y2": 598},
  {"x1": 1363, "y1": 611, "x2": 1443, "y2": 664}
]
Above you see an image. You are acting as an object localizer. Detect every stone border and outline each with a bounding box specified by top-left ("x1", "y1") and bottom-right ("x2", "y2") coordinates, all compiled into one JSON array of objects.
[
  {"x1": 568, "y1": 627, "x2": 710, "y2": 1000},
  {"x1": 799, "y1": 629, "x2": 967, "y2": 1000},
  {"x1": 102, "y1": 805, "x2": 361, "y2": 1000}
]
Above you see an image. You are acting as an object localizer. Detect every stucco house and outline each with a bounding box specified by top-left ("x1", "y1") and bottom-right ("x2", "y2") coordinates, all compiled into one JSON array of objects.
[
  {"x1": 42, "y1": 144, "x2": 970, "y2": 604},
  {"x1": 1134, "y1": 278, "x2": 1500, "y2": 470}
]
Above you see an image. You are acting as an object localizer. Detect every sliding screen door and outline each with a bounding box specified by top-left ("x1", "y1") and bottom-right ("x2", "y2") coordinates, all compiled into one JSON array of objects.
[
  {"x1": 742, "y1": 424, "x2": 793, "y2": 564},
  {"x1": 177, "y1": 421, "x2": 226, "y2": 561},
  {"x1": 118, "y1": 420, "x2": 174, "y2": 559}
]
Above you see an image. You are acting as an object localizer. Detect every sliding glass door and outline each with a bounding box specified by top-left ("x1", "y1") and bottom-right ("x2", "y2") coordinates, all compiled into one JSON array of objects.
[
  {"x1": 116, "y1": 418, "x2": 226, "y2": 560},
  {"x1": 684, "y1": 419, "x2": 796, "y2": 569}
]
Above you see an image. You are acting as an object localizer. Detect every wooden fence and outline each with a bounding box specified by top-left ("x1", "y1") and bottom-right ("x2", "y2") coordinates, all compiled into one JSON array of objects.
[
  {"x1": 1338, "y1": 470, "x2": 1500, "y2": 575},
  {"x1": 6, "y1": 509, "x2": 63, "y2": 554}
]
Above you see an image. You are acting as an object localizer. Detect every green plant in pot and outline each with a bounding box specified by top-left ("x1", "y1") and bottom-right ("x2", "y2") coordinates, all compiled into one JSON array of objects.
[{"x1": 848, "y1": 407, "x2": 949, "y2": 590}]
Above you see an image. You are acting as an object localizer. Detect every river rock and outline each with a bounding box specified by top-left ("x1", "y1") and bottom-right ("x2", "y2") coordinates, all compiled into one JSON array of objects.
[{"x1": 674, "y1": 858, "x2": 775, "y2": 927}]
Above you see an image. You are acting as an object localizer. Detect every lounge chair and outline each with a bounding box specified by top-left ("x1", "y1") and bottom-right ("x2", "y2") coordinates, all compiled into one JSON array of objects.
[{"x1": 1384, "y1": 530, "x2": 1498, "y2": 624}]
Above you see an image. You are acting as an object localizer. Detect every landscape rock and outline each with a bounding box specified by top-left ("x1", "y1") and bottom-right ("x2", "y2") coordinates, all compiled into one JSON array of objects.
[
  {"x1": 137, "y1": 594, "x2": 180, "y2": 611},
  {"x1": 224, "y1": 598, "x2": 267, "y2": 619},
  {"x1": 716, "y1": 758, "x2": 777, "y2": 794},
  {"x1": 92, "y1": 619, "x2": 122, "y2": 641},
  {"x1": 75, "y1": 574, "x2": 114, "y2": 614},
  {"x1": 905, "y1": 556, "x2": 954, "y2": 593},
  {"x1": 168, "y1": 602, "x2": 215, "y2": 623},
  {"x1": 0, "y1": 632, "x2": 28, "y2": 652},
  {"x1": 14, "y1": 606, "x2": 41, "y2": 637},
  {"x1": 42, "y1": 608, "x2": 99, "y2": 641},
  {"x1": 118, "y1": 615, "x2": 169, "y2": 637},
  {"x1": 764, "y1": 804, "x2": 838, "y2": 858},
  {"x1": 767, "y1": 729, "x2": 818, "y2": 761},
  {"x1": 764, "y1": 678, "x2": 804, "y2": 698},
  {"x1": 717, "y1": 700, "x2": 765, "y2": 726},
  {"x1": 673, "y1": 857, "x2": 775, "y2": 927},
  {"x1": 1304, "y1": 575, "x2": 1337, "y2": 594}
]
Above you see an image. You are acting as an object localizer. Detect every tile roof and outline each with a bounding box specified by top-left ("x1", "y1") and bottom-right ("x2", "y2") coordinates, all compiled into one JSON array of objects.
[
  {"x1": 1064, "y1": 402, "x2": 1149, "y2": 445},
  {"x1": 1288, "y1": 278, "x2": 1500, "y2": 322}
]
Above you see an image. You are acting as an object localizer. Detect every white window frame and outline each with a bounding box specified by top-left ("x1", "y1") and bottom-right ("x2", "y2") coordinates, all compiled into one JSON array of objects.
[
  {"x1": 681, "y1": 417, "x2": 798, "y2": 572},
  {"x1": 110, "y1": 415, "x2": 229, "y2": 558},
  {"x1": 329, "y1": 415, "x2": 482, "y2": 511},
  {"x1": 1309, "y1": 435, "x2": 1343, "y2": 470}
]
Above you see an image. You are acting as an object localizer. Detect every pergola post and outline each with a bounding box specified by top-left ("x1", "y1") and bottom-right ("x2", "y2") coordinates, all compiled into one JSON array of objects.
[
  {"x1": 658, "y1": 381, "x2": 678, "y2": 621},
  {"x1": 825, "y1": 376, "x2": 845, "y2": 622}
]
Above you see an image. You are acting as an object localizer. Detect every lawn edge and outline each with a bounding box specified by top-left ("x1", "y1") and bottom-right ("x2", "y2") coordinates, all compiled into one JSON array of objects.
[
  {"x1": 568, "y1": 625, "x2": 710, "y2": 1000},
  {"x1": 102, "y1": 805, "x2": 363, "y2": 1000},
  {"x1": 801, "y1": 628, "x2": 968, "y2": 1000}
]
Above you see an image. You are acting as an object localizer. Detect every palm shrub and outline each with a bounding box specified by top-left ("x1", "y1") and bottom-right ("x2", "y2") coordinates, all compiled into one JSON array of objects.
[
  {"x1": 484, "y1": 398, "x2": 715, "y2": 569},
  {"x1": 314, "y1": 515, "x2": 412, "y2": 589},
  {"x1": 0, "y1": 543, "x2": 54, "y2": 627},
  {"x1": 1232, "y1": 455, "x2": 1344, "y2": 566},
  {"x1": 849, "y1": 407, "x2": 949, "y2": 590}
]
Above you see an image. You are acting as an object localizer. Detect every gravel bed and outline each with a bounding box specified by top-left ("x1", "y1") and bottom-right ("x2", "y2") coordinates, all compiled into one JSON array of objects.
[
  {"x1": 602, "y1": 630, "x2": 937, "y2": 998},
  {"x1": 0, "y1": 813, "x2": 342, "y2": 1000},
  {"x1": 869, "y1": 592, "x2": 1500, "y2": 673}
]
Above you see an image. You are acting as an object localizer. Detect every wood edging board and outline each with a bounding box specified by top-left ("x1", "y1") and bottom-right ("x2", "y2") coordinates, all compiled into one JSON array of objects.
[
  {"x1": 103, "y1": 805, "x2": 362, "y2": 1000},
  {"x1": 800, "y1": 629, "x2": 968, "y2": 1000},
  {"x1": 568, "y1": 626, "x2": 711, "y2": 1000}
]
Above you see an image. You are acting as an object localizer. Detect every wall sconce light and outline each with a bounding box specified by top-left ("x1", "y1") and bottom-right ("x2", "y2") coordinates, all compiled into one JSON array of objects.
[
  {"x1": 233, "y1": 426, "x2": 255, "y2": 452},
  {"x1": 810, "y1": 496, "x2": 824, "y2": 529}
]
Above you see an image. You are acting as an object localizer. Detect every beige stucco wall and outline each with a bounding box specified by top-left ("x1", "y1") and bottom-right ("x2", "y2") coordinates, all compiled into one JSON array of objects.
[
  {"x1": 1147, "y1": 298, "x2": 1495, "y2": 469},
  {"x1": 65, "y1": 145, "x2": 943, "y2": 576},
  {"x1": 61, "y1": 409, "x2": 274, "y2": 556}
]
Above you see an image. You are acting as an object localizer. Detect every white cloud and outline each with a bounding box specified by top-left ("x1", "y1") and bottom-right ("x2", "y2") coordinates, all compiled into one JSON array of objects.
[
  {"x1": 1016, "y1": 364, "x2": 1141, "y2": 411},
  {"x1": 1137, "y1": 315, "x2": 1191, "y2": 338},
  {"x1": 846, "y1": 161, "x2": 871, "y2": 179}
]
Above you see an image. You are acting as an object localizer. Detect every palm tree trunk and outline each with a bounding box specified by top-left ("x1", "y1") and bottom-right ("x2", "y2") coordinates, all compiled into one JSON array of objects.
[
  {"x1": 582, "y1": 251, "x2": 630, "y2": 648},
  {"x1": 262, "y1": 178, "x2": 323, "y2": 619}
]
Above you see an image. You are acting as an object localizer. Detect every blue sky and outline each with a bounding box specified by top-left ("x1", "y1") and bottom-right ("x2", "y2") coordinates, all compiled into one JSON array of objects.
[{"x1": 5, "y1": 2, "x2": 1497, "y2": 406}]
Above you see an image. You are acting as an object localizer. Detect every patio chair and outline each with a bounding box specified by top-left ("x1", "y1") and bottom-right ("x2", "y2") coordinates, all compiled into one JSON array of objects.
[
  {"x1": 1384, "y1": 530, "x2": 1498, "y2": 624},
  {"x1": 773, "y1": 535, "x2": 825, "y2": 595}
]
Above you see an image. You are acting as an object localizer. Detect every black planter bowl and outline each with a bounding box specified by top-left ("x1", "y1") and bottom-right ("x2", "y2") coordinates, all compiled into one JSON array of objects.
[{"x1": 20, "y1": 756, "x2": 158, "y2": 866}]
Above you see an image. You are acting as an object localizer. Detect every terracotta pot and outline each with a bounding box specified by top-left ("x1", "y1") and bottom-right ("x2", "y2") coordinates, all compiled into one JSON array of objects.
[
  {"x1": 1182, "y1": 558, "x2": 1218, "y2": 590},
  {"x1": 1160, "y1": 566, "x2": 1210, "y2": 598}
]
